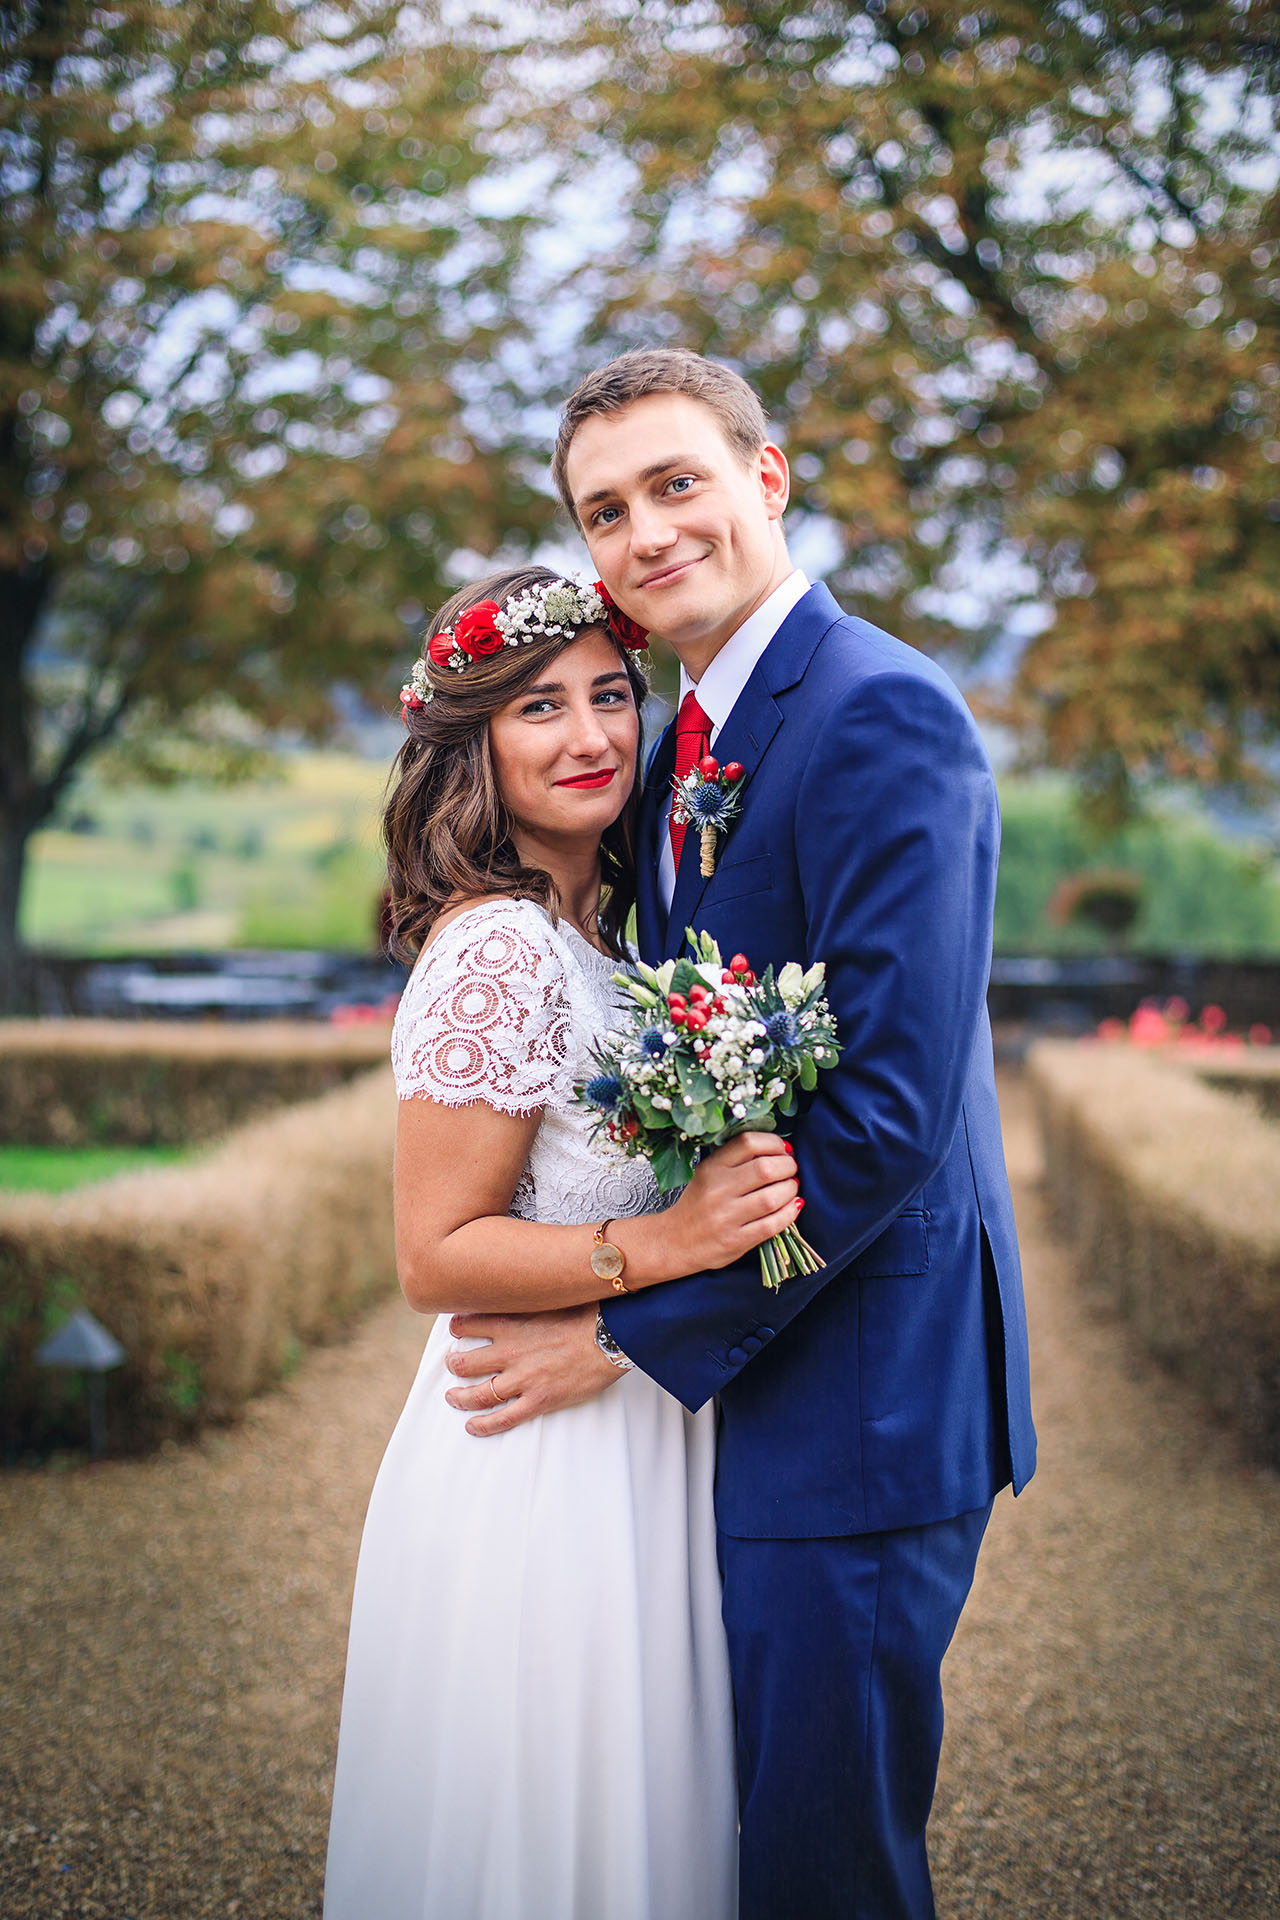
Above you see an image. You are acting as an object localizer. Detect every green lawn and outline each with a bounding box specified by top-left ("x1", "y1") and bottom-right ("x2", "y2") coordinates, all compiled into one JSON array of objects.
[
  {"x1": 21, "y1": 751, "x2": 390, "y2": 954},
  {"x1": 0, "y1": 1145, "x2": 195, "y2": 1193}
]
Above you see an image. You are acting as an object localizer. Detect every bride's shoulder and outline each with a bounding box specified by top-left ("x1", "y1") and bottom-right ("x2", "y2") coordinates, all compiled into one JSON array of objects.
[
  {"x1": 391, "y1": 896, "x2": 578, "y2": 1111},
  {"x1": 412, "y1": 894, "x2": 563, "y2": 976}
]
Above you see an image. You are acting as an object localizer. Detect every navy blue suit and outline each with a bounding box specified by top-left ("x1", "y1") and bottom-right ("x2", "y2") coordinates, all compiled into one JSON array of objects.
[{"x1": 603, "y1": 582, "x2": 1035, "y2": 1917}]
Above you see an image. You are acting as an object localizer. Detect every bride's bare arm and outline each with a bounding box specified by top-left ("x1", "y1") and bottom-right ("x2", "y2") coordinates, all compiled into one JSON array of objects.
[{"x1": 394, "y1": 1094, "x2": 800, "y2": 1314}]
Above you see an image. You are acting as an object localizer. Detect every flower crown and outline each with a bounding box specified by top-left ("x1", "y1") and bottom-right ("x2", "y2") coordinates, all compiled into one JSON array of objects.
[{"x1": 400, "y1": 577, "x2": 648, "y2": 717}]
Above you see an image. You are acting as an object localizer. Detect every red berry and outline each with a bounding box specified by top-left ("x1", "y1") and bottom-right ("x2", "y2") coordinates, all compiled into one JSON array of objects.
[
  {"x1": 730, "y1": 954, "x2": 750, "y2": 976},
  {"x1": 621, "y1": 1115, "x2": 639, "y2": 1140},
  {"x1": 667, "y1": 993, "x2": 686, "y2": 1009},
  {"x1": 698, "y1": 755, "x2": 720, "y2": 781},
  {"x1": 723, "y1": 761, "x2": 744, "y2": 782},
  {"x1": 670, "y1": 1006, "x2": 687, "y2": 1026},
  {"x1": 711, "y1": 997, "x2": 726, "y2": 1014},
  {"x1": 685, "y1": 1008, "x2": 708, "y2": 1031},
  {"x1": 721, "y1": 969, "x2": 736, "y2": 985},
  {"x1": 743, "y1": 970, "x2": 756, "y2": 987},
  {"x1": 688, "y1": 985, "x2": 708, "y2": 1005}
]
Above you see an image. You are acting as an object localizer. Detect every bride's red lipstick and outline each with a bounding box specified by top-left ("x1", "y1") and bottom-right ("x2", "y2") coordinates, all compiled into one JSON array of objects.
[{"x1": 556, "y1": 769, "x2": 616, "y2": 789}]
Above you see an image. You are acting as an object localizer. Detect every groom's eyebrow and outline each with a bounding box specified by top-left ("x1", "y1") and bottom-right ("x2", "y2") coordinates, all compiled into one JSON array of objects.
[
  {"x1": 523, "y1": 670, "x2": 631, "y2": 695},
  {"x1": 576, "y1": 456, "x2": 698, "y2": 510}
]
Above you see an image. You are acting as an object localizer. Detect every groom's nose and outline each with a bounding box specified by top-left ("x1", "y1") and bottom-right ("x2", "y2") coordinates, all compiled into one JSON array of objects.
[{"x1": 628, "y1": 499, "x2": 678, "y2": 556}]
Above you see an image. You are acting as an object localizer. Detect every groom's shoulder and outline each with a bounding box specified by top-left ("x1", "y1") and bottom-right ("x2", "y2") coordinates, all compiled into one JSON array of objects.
[{"x1": 799, "y1": 594, "x2": 974, "y2": 723}]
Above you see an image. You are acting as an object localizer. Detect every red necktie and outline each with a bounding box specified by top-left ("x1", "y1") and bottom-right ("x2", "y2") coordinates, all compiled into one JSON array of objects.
[{"x1": 669, "y1": 690, "x2": 711, "y2": 868}]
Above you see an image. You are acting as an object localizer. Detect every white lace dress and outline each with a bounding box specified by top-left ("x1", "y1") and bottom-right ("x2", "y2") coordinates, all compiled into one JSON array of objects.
[{"x1": 323, "y1": 899, "x2": 736, "y2": 1920}]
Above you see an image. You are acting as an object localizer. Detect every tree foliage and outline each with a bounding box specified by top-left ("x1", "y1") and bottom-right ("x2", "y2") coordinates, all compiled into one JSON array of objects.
[
  {"x1": 0, "y1": 0, "x2": 549, "y2": 1005},
  {"x1": 521, "y1": 0, "x2": 1279, "y2": 813}
]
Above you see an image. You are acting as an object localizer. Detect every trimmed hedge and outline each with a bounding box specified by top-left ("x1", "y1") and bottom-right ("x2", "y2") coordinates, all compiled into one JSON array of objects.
[
  {"x1": 0, "y1": 1018, "x2": 391, "y2": 1146},
  {"x1": 1028, "y1": 1041, "x2": 1280, "y2": 1464},
  {"x1": 0, "y1": 1067, "x2": 399, "y2": 1458}
]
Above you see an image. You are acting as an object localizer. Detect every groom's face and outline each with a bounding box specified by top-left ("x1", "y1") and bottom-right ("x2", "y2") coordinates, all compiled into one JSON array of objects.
[{"x1": 564, "y1": 393, "x2": 790, "y2": 674}]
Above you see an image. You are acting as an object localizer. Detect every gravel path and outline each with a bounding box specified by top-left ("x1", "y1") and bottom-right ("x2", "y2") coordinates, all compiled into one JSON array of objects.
[{"x1": 2, "y1": 1071, "x2": 1277, "y2": 1918}]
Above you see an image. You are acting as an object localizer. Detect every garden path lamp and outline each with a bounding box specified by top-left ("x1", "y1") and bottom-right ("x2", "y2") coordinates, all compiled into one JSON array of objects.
[{"x1": 36, "y1": 1310, "x2": 126, "y2": 1459}]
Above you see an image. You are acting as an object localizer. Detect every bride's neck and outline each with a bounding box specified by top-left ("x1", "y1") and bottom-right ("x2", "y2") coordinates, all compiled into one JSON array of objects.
[{"x1": 512, "y1": 827, "x2": 603, "y2": 938}]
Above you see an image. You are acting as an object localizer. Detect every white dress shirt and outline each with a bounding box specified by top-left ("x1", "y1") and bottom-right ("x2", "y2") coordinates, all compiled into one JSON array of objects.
[{"x1": 658, "y1": 571, "x2": 810, "y2": 911}]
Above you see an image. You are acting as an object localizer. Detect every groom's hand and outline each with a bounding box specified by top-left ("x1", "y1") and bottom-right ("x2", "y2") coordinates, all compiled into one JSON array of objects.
[{"x1": 443, "y1": 1303, "x2": 621, "y2": 1436}]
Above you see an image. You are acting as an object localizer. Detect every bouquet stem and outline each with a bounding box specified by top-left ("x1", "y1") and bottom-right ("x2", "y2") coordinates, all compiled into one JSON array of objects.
[{"x1": 759, "y1": 1224, "x2": 826, "y2": 1291}]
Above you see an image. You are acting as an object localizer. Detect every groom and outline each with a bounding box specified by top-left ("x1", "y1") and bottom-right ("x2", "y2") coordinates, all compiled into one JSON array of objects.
[{"x1": 446, "y1": 347, "x2": 1036, "y2": 1918}]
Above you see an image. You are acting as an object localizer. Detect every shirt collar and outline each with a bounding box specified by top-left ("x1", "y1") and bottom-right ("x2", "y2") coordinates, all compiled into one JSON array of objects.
[{"x1": 678, "y1": 571, "x2": 810, "y2": 737}]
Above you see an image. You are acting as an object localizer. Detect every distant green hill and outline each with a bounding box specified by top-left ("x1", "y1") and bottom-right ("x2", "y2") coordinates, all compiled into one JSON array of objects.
[{"x1": 22, "y1": 752, "x2": 388, "y2": 954}]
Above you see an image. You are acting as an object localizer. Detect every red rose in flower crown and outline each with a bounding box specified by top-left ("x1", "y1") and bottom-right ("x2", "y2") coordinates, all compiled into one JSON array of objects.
[
  {"x1": 453, "y1": 600, "x2": 505, "y2": 658},
  {"x1": 427, "y1": 628, "x2": 456, "y2": 668},
  {"x1": 594, "y1": 581, "x2": 649, "y2": 652}
]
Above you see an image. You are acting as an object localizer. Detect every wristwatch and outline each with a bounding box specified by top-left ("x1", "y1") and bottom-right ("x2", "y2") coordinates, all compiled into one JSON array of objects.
[
  {"x1": 595, "y1": 1309, "x2": 634, "y2": 1372},
  {"x1": 590, "y1": 1219, "x2": 629, "y2": 1292}
]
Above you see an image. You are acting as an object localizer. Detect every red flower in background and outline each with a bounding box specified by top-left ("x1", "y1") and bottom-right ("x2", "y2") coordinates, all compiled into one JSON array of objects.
[{"x1": 594, "y1": 580, "x2": 649, "y2": 651}]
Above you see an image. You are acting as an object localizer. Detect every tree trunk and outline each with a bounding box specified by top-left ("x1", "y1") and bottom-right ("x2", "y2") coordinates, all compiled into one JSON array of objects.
[
  {"x1": 0, "y1": 562, "x2": 51, "y2": 1017},
  {"x1": 0, "y1": 809, "x2": 34, "y2": 1016}
]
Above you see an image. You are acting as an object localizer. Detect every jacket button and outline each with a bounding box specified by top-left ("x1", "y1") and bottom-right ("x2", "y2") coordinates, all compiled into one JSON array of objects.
[
  {"x1": 726, "y1": 1346, "x2": 747, "y2": 1367},
  {"x1": 758, "y1": 1325, "x2": 775, "y2": 1337},
  {"x1": 743, "y1": 1335, "x2": 762, "y2": 1355}
]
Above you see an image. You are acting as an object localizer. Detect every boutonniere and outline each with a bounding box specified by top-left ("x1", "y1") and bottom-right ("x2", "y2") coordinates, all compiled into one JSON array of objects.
[{"x1": 672, "y1": 755, "x2": 746, "y2": 878}]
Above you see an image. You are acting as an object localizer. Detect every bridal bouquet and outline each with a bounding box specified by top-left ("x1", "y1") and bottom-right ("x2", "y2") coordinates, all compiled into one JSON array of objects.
[{"x1": 577, "y1": 931, "x2": 840, "y2": 1289}]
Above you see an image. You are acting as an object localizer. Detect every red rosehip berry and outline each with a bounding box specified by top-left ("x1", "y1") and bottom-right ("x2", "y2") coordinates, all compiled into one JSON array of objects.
[
  {"x1": 667, "y1": 992, "x2": 686, "y2": 1008},
  {"x1": 729, "y1": 954, "x2": 750, "y2": 976},
  {"x1": 670, "y1": 1006, "x2": 687, "y2": 1026},
  {"x1": 688, "y1": 985, "x2": 709, "y2": 1005},
  {"x1": 620, "y1": 1115, "x2": 639, "y2": 1140},
  {"x1": 723, "y1": 761, "x2": 744, "y2": 782},
  {"x1": 721, "y1": 969, "x2": 736, "y2": 985},
  {"x1": 685, "y1": 1008, "x2": 709, "y2": 1031},
  {"x1": 698, "y1": 755, "x2": 720, "y2": 781},
  {"x1": 742, "y1": 970, "x2": 757, "y2": 987}
]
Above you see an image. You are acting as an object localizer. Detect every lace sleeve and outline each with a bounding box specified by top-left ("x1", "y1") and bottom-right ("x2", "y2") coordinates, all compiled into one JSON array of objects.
[{"x1": 391, "y1": 902, "x2": 576, "y2": 1115}]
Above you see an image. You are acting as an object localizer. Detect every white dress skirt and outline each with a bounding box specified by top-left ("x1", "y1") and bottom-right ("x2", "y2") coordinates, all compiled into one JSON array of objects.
[{"x1": 323, "y1": 900, "x2": 737, "y2": 1920}]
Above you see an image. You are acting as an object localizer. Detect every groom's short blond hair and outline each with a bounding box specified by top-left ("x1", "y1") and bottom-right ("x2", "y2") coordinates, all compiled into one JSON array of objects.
[{"x1": 552, "y1": 348, "x2": 770, "y2": 524}]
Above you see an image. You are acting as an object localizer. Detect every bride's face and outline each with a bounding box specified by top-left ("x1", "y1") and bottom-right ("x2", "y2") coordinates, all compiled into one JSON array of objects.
[{"x1": 487, "y1": 626, "x2": 639, "y2": 847}]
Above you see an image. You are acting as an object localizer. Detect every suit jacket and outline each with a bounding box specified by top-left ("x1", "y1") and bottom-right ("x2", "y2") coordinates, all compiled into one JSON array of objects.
[{"x1": 602, "y1": 582, "x2": 1036, "y2": 1538}]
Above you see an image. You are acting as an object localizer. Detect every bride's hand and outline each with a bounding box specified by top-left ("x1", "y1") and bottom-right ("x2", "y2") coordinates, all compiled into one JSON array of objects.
[{"x1": 661, "y1": 1133, "x2": 801, "y2": 1277}]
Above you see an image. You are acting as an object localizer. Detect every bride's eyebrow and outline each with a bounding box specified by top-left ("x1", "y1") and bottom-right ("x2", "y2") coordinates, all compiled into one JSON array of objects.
[{"x1": 521, "y1": 671, "x2": 630, "y2": 697}]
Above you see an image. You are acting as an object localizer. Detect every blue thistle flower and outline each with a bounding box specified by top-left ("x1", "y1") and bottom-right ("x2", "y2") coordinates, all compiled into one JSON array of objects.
[
  {"x1": 585, "y1": 1072, "x2": 625, "y2": 1109},
  {"x1": 689, "y1": 784, "x2": 731, "y2": 825},
  {"x1": 640, "y1": 1027, "x2": 668, "y2": 1059},
  {"x1": 763, "y1": 1009, "x2": 800, "y2": 1050}
]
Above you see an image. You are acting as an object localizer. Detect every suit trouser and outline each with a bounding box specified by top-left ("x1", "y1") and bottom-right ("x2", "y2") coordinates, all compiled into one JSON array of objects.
[{"x1": 719, "y1": 1503, "x2": 993, "y2": 1920}]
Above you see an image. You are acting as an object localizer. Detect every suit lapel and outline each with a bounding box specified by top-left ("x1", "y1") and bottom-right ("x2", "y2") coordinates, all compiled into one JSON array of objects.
[
  {"x1": 658, "y1": 582, "x2": 849, "y2": 955},
  {"x1": 664, "y1": 674, "x2": 784, "y2": 951},
  {"x1": 636, "y1": 717, "x2": 676, "y2": 964}
]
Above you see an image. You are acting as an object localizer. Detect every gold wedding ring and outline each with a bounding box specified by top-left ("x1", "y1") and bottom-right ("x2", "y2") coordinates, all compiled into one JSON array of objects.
[{"x1": 488, "y1": 1375, "x2": 505, "y2": 1407}]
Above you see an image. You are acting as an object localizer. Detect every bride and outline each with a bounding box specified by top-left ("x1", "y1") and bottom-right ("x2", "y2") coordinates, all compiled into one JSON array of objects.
[{"x1": 323, "y1": 567, "x2": 800, "y2": 1920}]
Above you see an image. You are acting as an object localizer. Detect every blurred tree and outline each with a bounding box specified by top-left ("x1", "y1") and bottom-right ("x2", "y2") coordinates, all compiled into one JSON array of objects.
[
  {"x1": 526, "y1": 0, "x2": 1279, "y2": 815},
  {"x1": 994, "y1": 778, "x2": 1280, "y2": 956},
  {"x1": 0, "y1": 0, "x2": 547, "y2": 1009}
]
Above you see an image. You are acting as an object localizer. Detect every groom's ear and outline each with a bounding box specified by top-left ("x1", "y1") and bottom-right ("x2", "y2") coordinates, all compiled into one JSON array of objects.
[{"x1": 758, "y1": 443, "x2": 790, "y2": 520}]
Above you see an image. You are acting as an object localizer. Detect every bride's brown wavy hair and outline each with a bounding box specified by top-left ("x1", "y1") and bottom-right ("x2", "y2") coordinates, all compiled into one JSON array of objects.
[{"x1": 383, "y1": 565, "x2": 648, "y2": 962}]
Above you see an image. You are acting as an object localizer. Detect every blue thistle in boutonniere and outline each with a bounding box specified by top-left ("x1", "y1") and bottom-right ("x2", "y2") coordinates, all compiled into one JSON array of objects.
[{"x1": 671, "y1": 754, "x2": 747, "y2": 877}]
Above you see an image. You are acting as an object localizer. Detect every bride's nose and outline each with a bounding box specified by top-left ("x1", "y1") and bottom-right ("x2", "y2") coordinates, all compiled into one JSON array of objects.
[{"x1": 564, "y1": 700, "x2": 611, "y2": 757}]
